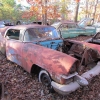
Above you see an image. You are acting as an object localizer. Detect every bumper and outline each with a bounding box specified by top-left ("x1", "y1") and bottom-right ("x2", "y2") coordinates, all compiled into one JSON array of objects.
[
  {"x1": 51, "y1": 62, "x2": 100, "y2": 95},
  {"x1": 51, "y1": 75, "x2": 88, "y2": 95},
  {"x1": 51, "y1": 81, "x2": 80, "y2": 95},
  {"x1": 82, "y1": 62, "x2": 100, "y2": 80}
]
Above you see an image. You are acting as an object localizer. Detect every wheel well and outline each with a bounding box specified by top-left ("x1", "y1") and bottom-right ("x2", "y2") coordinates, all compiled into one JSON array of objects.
[{"x1": 30, "y1": 64, "x2": 41, "y2": 75}]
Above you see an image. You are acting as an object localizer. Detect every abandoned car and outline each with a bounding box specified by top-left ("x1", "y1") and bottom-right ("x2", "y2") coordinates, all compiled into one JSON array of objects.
[
  {"x1": 51, "y1": 21, "x2": 96, "y2": 38},
  {"x1": 86, "y1": 32, "x2": 100, "y2": 45},
  {"x1": 0, "y1": 25, "x2": 100, "y2": 95}
]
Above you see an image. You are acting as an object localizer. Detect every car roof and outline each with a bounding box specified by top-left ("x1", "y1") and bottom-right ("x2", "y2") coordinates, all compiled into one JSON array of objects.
[
  {"x1": 0, "y1": 26, "x2": 11, "y2": 36},
  {"x1": 52, "y1": 21, "x2": 76, "y2": 25},
  {"x1": 61, "y1": 20, "x2": 76, "y2": 24},
  {"x1": 8, "y1": 24, "x2": 53, "y2": 30}
]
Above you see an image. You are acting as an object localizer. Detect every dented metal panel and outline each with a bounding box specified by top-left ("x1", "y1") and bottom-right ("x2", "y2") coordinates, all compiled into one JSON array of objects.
[
  {"x1": 6, "y1": 40, "x2": 23, "y2": 67},
  {"x1": 21, "y1": 43, "x2": 79, "y2": 75},
  {"x1": 65, "y1": 39, "x2": 100, "y2": 54}
]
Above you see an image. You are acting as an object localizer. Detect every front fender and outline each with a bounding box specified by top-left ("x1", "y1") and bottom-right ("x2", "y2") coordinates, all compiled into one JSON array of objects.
[{"x1": 22, "y1": 43, "x2": 79, "y2": 76}]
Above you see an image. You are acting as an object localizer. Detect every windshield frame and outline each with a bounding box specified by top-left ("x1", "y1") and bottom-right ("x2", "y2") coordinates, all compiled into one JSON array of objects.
[{"x1": 23, "y1": 27, "x2": 60, "y2": 42}]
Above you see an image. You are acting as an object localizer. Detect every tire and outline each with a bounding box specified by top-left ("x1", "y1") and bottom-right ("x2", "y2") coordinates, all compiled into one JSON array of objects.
[{"x1": 39, "y1": 70, "x2": 54, "y2": 93}]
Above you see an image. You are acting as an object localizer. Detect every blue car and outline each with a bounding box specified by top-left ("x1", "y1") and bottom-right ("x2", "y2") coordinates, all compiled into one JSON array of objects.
[{"x1": 51, "y1": 21, "x2": 96, "y2": 38}]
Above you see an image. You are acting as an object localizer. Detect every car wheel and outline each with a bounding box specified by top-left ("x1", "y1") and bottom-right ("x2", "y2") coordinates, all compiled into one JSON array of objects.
[{"x1": 39, "y1": 70, "x2": 54, "y2": 93}]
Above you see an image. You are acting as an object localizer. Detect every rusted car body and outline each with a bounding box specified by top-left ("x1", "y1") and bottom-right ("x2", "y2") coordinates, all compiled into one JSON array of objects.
[
  {"x1": 86, "y1": 32, "x2": 100, "y2": 45},
  {"x1": 51, "y1": 39, "x2": 100, "y2": 94},
  {"x1": 0, "y1": 25, "x2": 100, "y2": 95},
  {"x1": 63, "y1": 39, "x2": 100, "y2": 77}
]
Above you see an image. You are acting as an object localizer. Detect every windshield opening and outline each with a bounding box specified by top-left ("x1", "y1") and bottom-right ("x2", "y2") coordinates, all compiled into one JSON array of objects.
[
  {"x1": 51, "y1": 22, "x2": 61, "y2": 29},
  {"x1": 24, "y1": 27, "x2": 60, "y2": 42}
]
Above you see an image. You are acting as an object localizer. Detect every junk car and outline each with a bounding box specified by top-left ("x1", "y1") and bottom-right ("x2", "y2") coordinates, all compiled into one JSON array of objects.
[
  {"x1": 0, "y1": 24, "x2": 100, "y2": 95},
  {"x1": 51, "y1": 21, "x2": 96, "y2": 38},
  {"x1": 86, "y1": 32, "x2": 100, "y2": 44},
  {"x1": 77, "y1": 18, "x2": 100, "y2": 33}
]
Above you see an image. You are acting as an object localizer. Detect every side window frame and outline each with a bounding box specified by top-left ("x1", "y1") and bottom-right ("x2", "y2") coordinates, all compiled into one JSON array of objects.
[
  {"x1": 23, "y1": 29, "x2": 30, "y2": 42},
  {"x1": 93, "y1": 32, "x2": 100, "y2": 40},
  {"x1": 58, "y1": 23, "x2": 68, "y2": 30},
  {"x1": 5, "y1": 29, "x2": 22, "y2": 41}
]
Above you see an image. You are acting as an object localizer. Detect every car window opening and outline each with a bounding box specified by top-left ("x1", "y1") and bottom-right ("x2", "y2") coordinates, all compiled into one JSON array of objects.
[{"x1": 6, "y1": 29, "x2": 20, "y2": 40}]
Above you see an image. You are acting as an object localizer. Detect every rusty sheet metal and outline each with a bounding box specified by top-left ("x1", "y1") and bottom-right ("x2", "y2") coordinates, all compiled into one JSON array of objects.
[
  {"x1": 4, "y1": 24, "x2": 52, "y2": 30},
  {"x1": 6, "y1": 40, "x2": 23, "y2": 67},
  {"x1": 22, "y1": 43, "x2": 79, "y2": 75},
  {"x1": 65, "y1": 39, "x2": 100, "y2": 54},
  {"x1": 6, "y1": 41, "x2": 79, "y2": 76}
]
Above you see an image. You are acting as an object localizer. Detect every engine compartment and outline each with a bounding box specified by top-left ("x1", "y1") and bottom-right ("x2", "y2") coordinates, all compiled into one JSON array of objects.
[{"x1": 62, "y1": 39, "x2": 100, "y2": 74}]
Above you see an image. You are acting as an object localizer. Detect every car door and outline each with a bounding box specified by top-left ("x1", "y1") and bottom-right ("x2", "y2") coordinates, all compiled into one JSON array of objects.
[
  {"x1": 21, "y1": 29, "x2": 43, "y2": 72},
  {"x1": 5, "y1": 29, "x2": 23, "y2": 67},
  {"x1": 60, "y1": 24, "x2": 83, "y2": 38},
  {"x1": 68, "y1": 27, "x2": 86, "y2": 37},
  {"x1": 58, "y1": 24, "x2": 70, "y2": 38},
  {"x1": 59, "y1": 23, "x2": 86, "y2": 38}
]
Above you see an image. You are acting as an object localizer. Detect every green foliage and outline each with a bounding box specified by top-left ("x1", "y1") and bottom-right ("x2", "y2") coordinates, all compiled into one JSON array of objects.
[
  {"x1": 58, "y1": 0, "x2": 70, "y2": 20},
  {"x1": 0, "y1": 0, "x2": 23, "y2": 22}
]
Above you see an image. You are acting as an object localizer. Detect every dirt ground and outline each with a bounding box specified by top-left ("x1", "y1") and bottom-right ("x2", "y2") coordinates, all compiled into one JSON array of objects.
[{"x1": 0, "y1": 35, "x2": 100, "y2": 100}]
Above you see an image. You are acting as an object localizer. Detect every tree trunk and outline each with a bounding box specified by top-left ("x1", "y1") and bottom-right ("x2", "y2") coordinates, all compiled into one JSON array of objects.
[
  {"x1": 42, "y1": 0, "x2": 47, "y2": 25},
  {"x1": 85, "y1": 0, "x2": 88, "y2": 18},
  {"x1": 74, "y1": 2, "x2": 80, "y2": 22},
  {"x1": 93, "y1": 0, "x2": 98, "y2": 22},
  {"x1": 44, "y1": 2, "x2": 47, "y2": 25}
]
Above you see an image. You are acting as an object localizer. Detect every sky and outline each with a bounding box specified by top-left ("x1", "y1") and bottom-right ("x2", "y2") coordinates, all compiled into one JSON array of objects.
[
  {"x1": 16, "y1": 0, "x2": 30, "y2": 7},
  {"x1": 15, "y1": 0, "x2": 100, "y2": 10}
]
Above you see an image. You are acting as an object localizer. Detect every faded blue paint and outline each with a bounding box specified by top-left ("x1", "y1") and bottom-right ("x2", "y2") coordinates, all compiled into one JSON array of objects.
[
  {"x1": 35, "y1": 39, "x2": 63, "y2": 50},
  {"x1": 6, "y1": 48, "x2": 21, "y2": 65},
  {"x1": 8, "y1": 49, "x2": 15, "y2": 54},
  {"x1": 52, "y1": 21, "x2": 96, "y2": 38},
  {"x1": 60, "y1": 28, "x2": 96, "y2": 38}
]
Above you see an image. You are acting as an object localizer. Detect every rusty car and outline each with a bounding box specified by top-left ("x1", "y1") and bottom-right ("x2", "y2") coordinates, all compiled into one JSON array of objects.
[
  {"x1": 0, "y1": 25, "x2": 100, "y2": 95},
  {"x1": 86, "y1": 32, "x2": 100, "y2": 45}
]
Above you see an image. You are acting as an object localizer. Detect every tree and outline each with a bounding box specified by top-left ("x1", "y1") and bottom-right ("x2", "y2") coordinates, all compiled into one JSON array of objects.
[
  {"x1": 74, "y1": 0, "x2": 80, "y2": 22},
  {"x1": 93, "y1": 0, "x2": 98, "y2": 22},
  {"x1": 0, "y1": 0, "x2": 24, "y2": 23}
]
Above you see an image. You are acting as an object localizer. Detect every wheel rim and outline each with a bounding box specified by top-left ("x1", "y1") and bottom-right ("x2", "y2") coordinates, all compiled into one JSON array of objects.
[{"x1": 41, "y1": 74, "x2": 51, "y2": 87}]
